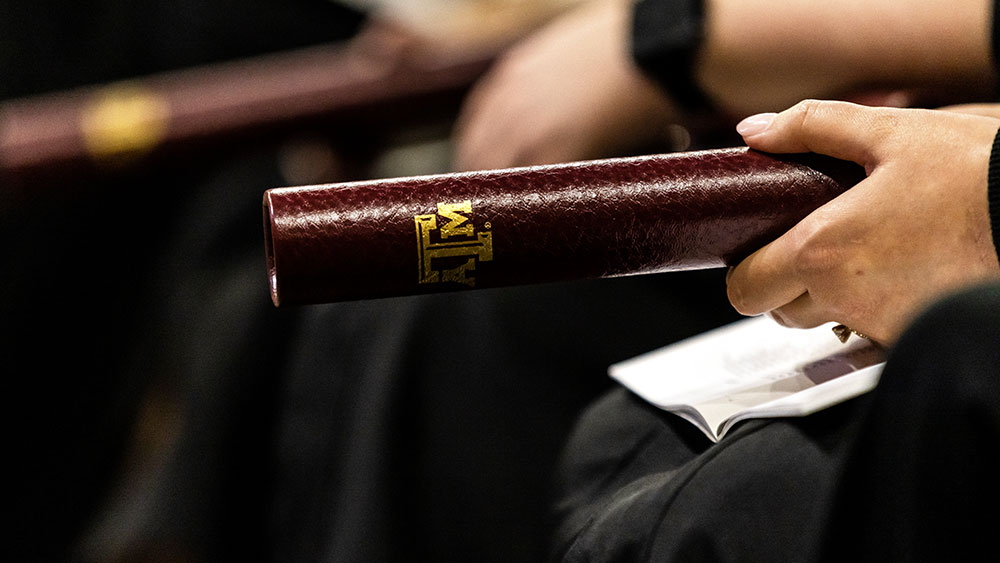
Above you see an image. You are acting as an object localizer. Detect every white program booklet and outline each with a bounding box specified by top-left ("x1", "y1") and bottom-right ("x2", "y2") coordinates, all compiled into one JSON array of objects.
[{"x1": 609, "y1": 316, "x2": 886, "y2": 442}]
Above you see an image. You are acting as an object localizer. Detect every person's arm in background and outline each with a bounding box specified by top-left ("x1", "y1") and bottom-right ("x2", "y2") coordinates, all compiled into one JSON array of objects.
[
  {"x1": 454, "y1": 0, "x2": 997, "y2": 171},
  {"x1": 453, "y1": 0, "x2": 677, "y2": 170},
  {"x1": 697, "y1": 0, "x2": 996, "y2": 115},
  {"x1": 726, "y1": 101, "x2": 1000, "y2": 346}
]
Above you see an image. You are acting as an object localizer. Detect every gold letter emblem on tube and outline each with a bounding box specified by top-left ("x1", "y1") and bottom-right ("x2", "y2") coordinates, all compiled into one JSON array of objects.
[{"x1": 415, "y1": 200, "x2": 493, "y2": 287}]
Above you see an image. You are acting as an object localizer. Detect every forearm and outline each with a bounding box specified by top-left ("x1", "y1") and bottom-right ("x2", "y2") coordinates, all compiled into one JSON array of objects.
[{"x1": 696, "y1": 0, "x2": 996, "y2": 114}]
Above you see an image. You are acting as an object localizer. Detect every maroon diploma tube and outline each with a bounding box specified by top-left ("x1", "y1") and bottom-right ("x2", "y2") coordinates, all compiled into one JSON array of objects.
[{"x1": 262, "y1": 147, "x2": 863, "y2": 306}]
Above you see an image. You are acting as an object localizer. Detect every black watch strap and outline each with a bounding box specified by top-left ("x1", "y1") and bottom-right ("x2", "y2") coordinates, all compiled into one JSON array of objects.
[
  {"x1": 989, "y1": 127, "x2": 1000, "y2": 264},
  {"x1": 993, "y1": 0, "x2": 1000, "y2": 72},
  {"x1": 631, "y1": 0, "x2": 711, "y2": 112}
]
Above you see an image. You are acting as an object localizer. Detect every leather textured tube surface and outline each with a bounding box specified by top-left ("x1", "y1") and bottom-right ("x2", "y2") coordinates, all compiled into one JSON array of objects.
[{"x1": 263, "y1": 147, "x2": 864, "y2": 306}]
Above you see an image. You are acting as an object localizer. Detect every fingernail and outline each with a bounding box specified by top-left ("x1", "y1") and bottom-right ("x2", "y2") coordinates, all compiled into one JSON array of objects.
[{"x1": 736, "y1": 113, "x2": 777, "y2": 136}]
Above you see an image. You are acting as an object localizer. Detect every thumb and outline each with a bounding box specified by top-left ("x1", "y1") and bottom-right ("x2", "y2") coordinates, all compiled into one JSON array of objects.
[{"x1": 736, "y1": 99, "x2": 890, "y2": 165}]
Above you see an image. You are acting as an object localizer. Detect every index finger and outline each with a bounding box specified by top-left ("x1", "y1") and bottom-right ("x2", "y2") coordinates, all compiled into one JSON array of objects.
[{"x1": 726, "y1": 228, "x2": 807, "y2": 316}]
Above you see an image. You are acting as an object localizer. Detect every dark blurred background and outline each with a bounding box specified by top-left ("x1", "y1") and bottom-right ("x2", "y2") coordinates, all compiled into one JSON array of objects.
[
  {"x1": 1, "y1": 1, "x2": 740, "y2": 561},
  {"x1": 3, "y1": 2, "x2": 365, "y2": 560}
]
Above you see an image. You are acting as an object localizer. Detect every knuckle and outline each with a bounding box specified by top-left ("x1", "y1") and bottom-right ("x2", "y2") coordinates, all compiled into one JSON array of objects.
[
  {"x1": 793, "y1": 243, "x2": 836, "y2": 279},
  {"x1": 865, "y1": 111, "x2": 902, "y2": 146},
  {"x1": 789, "y1": 99, "x2": 826, "y2": 133},
  {"x1": 789, "y1": 220, "x2": 840, "y2": 282}
]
